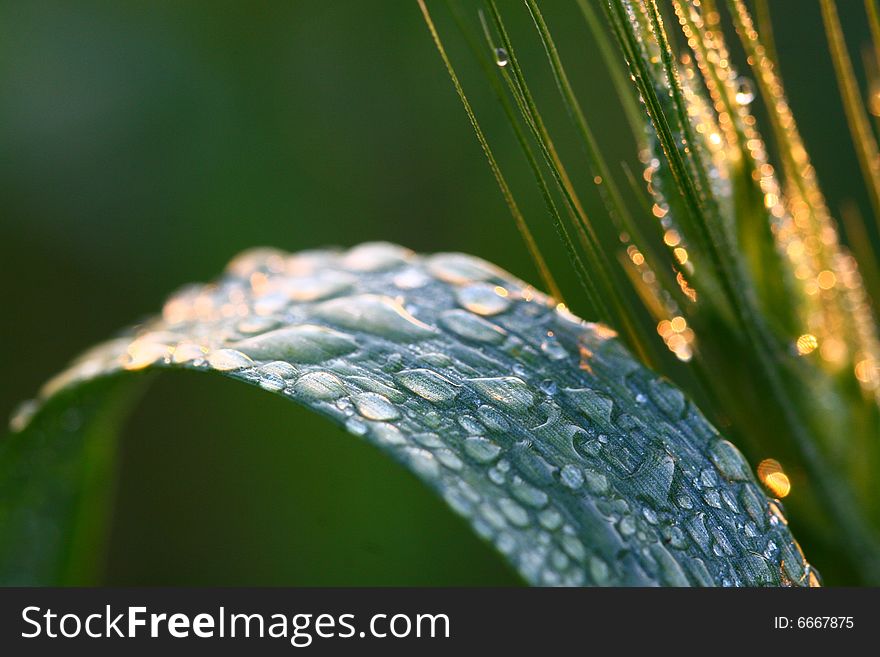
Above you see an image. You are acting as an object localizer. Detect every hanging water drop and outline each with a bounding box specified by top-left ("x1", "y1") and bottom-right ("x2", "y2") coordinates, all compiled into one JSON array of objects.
[
  {"x1": 495, "y1": 47, "x2": 509, "y2": 67},
  {"x1": 735, "y1": 77, "x2": 755, "y2": 105}
]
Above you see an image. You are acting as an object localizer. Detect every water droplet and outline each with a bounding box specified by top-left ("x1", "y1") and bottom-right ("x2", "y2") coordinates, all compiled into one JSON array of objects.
[
  {"x1": 538, "y1": 507, "x2": 563, "y2": 531},
  {"x1": 346, "y1": 376, "x2": 404, "y2": 403},
  {"x1": 711, "y1": 525, "x2": 735, "y2": 556},
  {"x1": 700, "y1": 468, "x2": 718, "y2": 488},
  {"x1": 405, "y1": 447, "x2": 440, "y2": 478},
  {"x1": 550, "y1": 549, "x2": 570, "y2": 571},
  {"x1": 370, "y1": 422, "x2": 406, "y2": 445},
  {"x1": 559, "y1": 464, "x2": 584, "y2": 490},
  {"x1": 258, "y1": 360, "x2": 298, "y2": 380},
  {"x1": 540, "y1": 336, "x2": 569, "y2": 360},
  {"x1": 635, "y1": 454, "x2": 675, "y2": 507},
  {"x1": 735, "y1": 76, "x2": 755, "y2": 105},
  {"x1": 172, "y1": 341, "x2": 208, "y2": 364},
  {"x1": 476, "y1": 404, "x2": 511, "y2": 432},
  {"x1": 393, "y1": 267, "x2": 431, "y2": 290},
  {"x1": 345, "y1": 416, "x2": 368, "y2": 436},
  {"x1": 293, "y1": 371, "x2": 346, "y2": 400},
  {"x1": 409, "y1": 432, "x2": 440, "y2": 448},
  {"x1": 469, "y1": 377, "x2": 535, "y2": 412},
  {"x1": 686, "y1": 513, "x2": 712, "y2": 553},
  {"x1": 457, "y1": 415, "x2": 485, "y2": 435},
  {"x1": 207, "y1": 348, "x2": 254, "y2": 371},
  {"x1": 709, "y1": 439, "x2": 751, "y2": 481},
  {"x1": 463, "y1": 436, "x2": 501, "y2": 463},
  {"x1": 495, "y1": 47, "x2": 509, "y2": 67},
  {"x1": 663, "y1": 525, "x2": 688, "y2": 550},
  {"x1": 233, "y1": 324, "x2": 358, "y2": 363},
  {"x1": 565, "y1": 387, "x2": 614, "y2": 424},
  {"x1": 703, "y1": 490, "x2": 722, "y2": 508},
  {"x1": 435, "y1": 448, "x2": 463, "y2": 471},
  {"x1": 394, "y1": 368, "x2": 459, "y2": 404},
  {"x1": 510, "y1": 477, "x2": 549, "y2": 508},
  {"x1": 444, "y1": 488, "x2": 475, "y2": 517},
  {"x1": 258, "y1": 373, "x2": 286, "y2": 391},
  {"x1": 648, "y1": 378, "x2": 686, "y2": 419},
  {"x1": 583, "y1": 468, "x2": 609, "y2": 495},
  {"x1": 313, "y1": 294, "x2": 435, "y2": 340},
  {"x1": 422, "y1": 410, "x2": 442, "y2": 428},
  {"x1": 279, "y1": 271, "x2": 355, "y2": 302},
  {"x1": 124, "y1": 339, "x2": 173, "y2": 370},
  {"x1": 498, "y1": 498, "x2": 530, "y2": 527},
  {"x1": 560, "y1": 534, "x2": 586, "y2": 561},
  {"x1": 685, "y1": 558, "x2": 714, "y2": 586},
  {"x1": 589, "y1": 556, "x2": 612, "y2": 585},
  {"x1": 572, "y1": 431, "x2": 602, "y2": 460},
  {"x1": 342, "y1": 242, "x2": 412, "y2": 272},
  {"x1": 352, "y1": 392, "x2": 400, "y2": 421},
  {"x1": 744, "y1": 554, "x2": 774, "y2": 585},
  {"x1": 455, "y1": 283, "x2": 511, "y2": 316},
  {"x1": 425, "y1": 252, "x2": 500, "y2": 284},
  {"x1": 488, "y1": 466, "x2": 506, "y2": 485},
  {"x1": 495, "y1": 532, "x2": 517, "y2": 555},
  {"x1": 439, "y1": 309, "x2": 507, "y2": 344},
  {"x1": 618, "y1": 515, "x2": 637, "y2": 537},
  {"x1": 252, "y1": 291, "x2": 288, "y2": 316},
  {"x1": 236, "y1": 316, "x2": 281, "y2": 335},
  {"x1": 541, "y1": 569, "x2": 561, "y2": 587},
  {"x1": 740, "y1": 485, "x2": 767, "y2": 529},
  {"x1": 224, "y1": 247, "x2": 287, "y2": 277},
  {"x1": 477, "y1": 503, "x2": 506, "y2": 531}
]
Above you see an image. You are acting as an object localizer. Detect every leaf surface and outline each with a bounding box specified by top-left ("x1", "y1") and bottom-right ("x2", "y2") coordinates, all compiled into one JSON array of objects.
[{"x1": 4, "y1": 242, "x2": 815, "y2": 586}]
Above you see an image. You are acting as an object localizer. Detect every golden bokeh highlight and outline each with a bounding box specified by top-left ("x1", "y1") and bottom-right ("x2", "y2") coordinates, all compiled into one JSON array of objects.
[
  {"x1": 757, "y1": 459, "x2": 791, "y2": 498},
  {"x1": 796, "y1": 333, "x2": 818, "y2": 355}
]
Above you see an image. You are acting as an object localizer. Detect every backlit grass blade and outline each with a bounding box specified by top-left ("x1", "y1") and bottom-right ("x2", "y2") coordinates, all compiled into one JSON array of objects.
[
  {"x1": 576, "y1": 0, "x2": 646, "y2": 141},
  {"x1": 754, "y1": 0, "x2": 778, "y2": 65},
  {"x1": 608, "y1": 0, "x2": 880, "y2": 581},
  {"x1": 672, "y1": 0, "x2": 798, "y2": 333},
  {"x1": 484, "y1": 1, "x2": 642, "y2": 343},
  {"x1": 443, "y1": 1, "x2": 602, "y2": 334},
  {"x1": 821, "y1": 0, "x2": 880, "y2": 237},
  {"x1": 416, "y1": 0, "x2": 562, "y2": 303},
  {"x1": 727, "y1": 0, "x2": 880, "y2": 397}
]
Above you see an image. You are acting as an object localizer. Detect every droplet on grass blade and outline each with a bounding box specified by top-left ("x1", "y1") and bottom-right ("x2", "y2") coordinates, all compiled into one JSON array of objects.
[{"x1": 735, "y1": 77, "x2": 755, "y2": 105}]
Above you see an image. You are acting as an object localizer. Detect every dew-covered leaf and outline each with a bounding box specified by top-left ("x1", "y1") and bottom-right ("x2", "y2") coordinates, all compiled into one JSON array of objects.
[{"x1": 4, "y1": 242, "x2": 816, "y2": 586}]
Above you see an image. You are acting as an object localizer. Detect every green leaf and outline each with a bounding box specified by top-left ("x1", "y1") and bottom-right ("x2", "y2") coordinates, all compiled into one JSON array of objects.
[
  {"x1": 3, "y1": 242, "x2": 815, "y2": 586},
  {"x1": 2, "y1": 376, "x2": 145, "y2": 585}
]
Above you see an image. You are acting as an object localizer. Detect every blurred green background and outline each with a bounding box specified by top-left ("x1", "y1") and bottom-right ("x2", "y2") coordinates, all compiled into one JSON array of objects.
[{"x1": 0, "y1": 1, "x2": 873, "y2": 584}]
